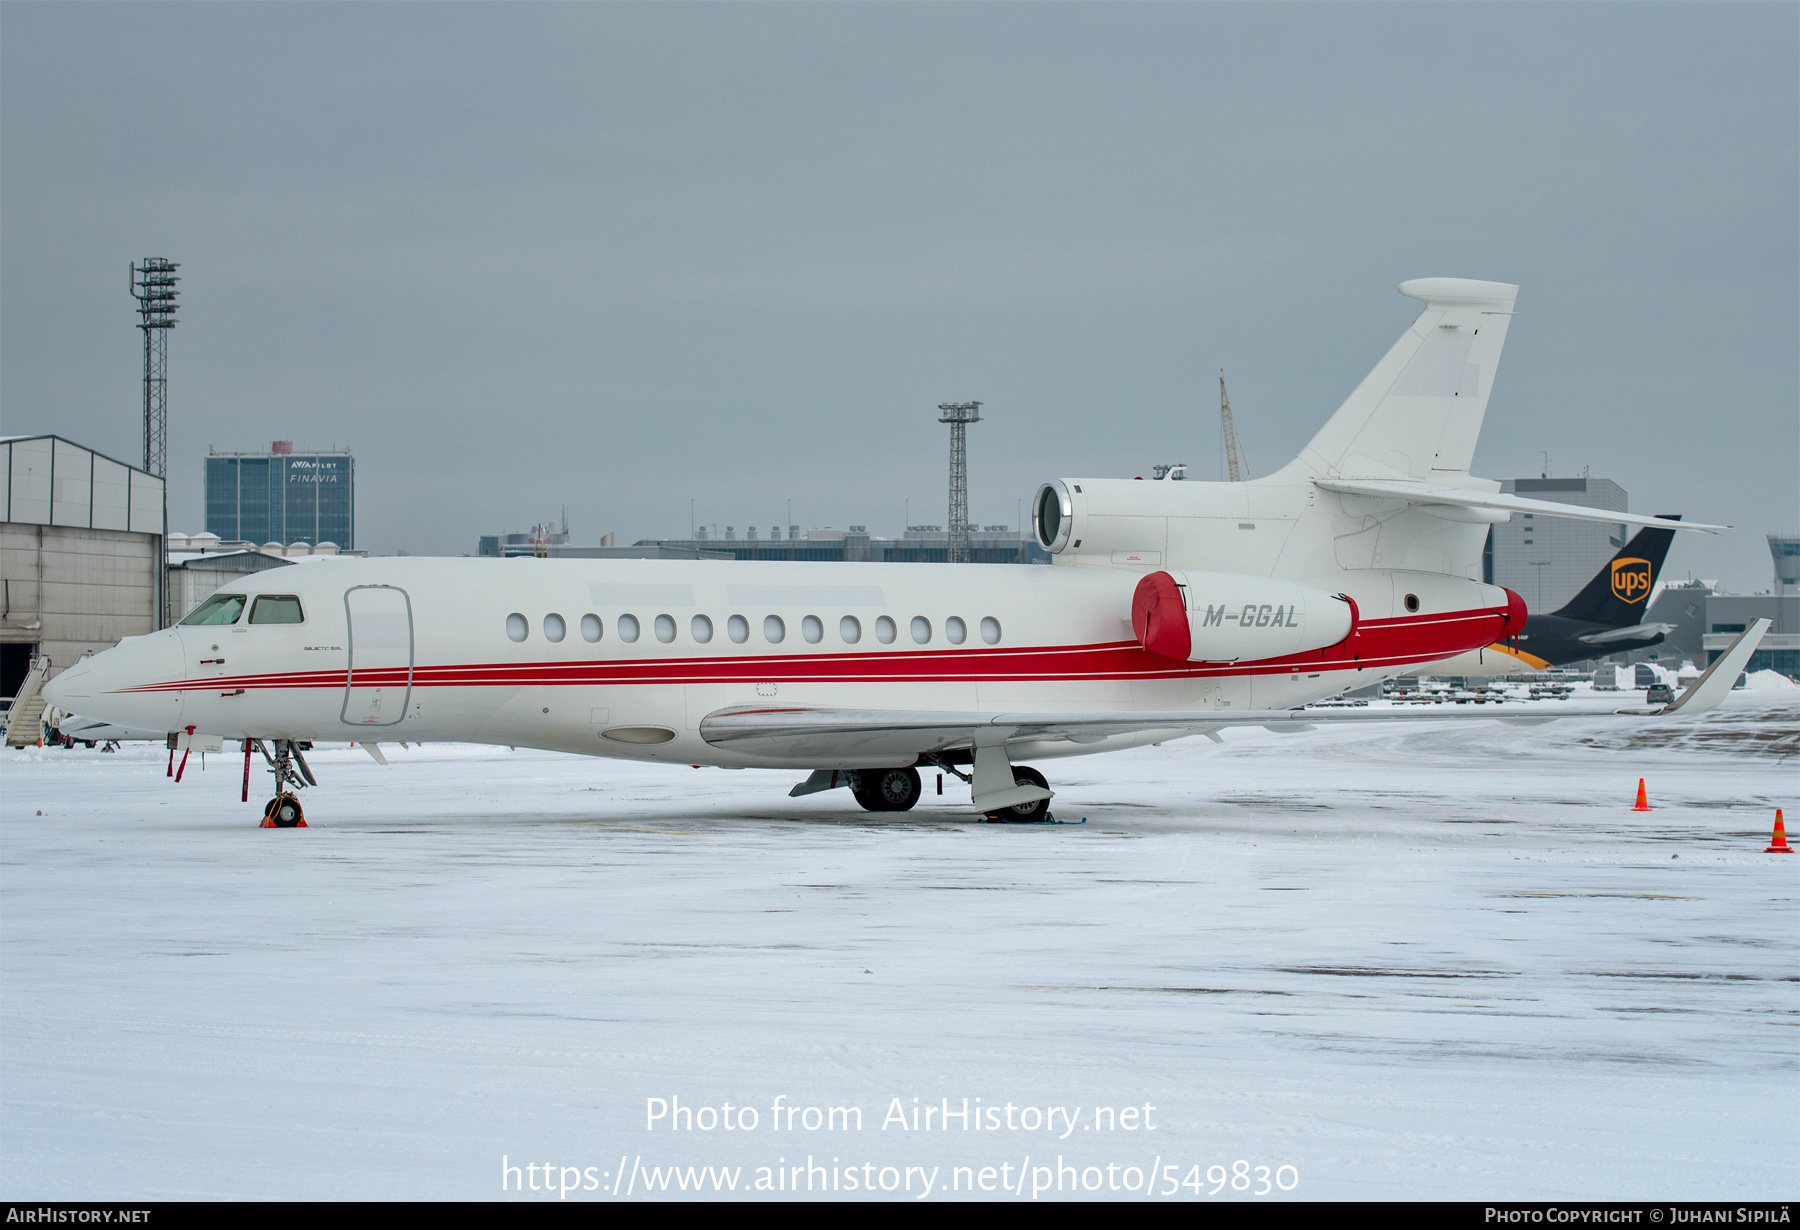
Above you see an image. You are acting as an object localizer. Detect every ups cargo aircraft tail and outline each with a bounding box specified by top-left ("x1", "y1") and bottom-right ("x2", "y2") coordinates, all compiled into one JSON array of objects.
[
  {"x1": 44, "y1": 279, "x2": 1765, "y2": 826},
  {"x1": 1421, "y1": 518, "x2": 1684, "y2": 677}
]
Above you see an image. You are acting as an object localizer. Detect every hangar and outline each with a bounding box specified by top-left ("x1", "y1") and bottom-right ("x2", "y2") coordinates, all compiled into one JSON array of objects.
[{"x1": 1, "y1": 435, "x2": 164, "y2": 743}]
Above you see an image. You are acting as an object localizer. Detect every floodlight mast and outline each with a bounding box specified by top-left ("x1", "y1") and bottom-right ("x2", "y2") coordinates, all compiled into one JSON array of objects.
[
  {"x1": 937, "y1": 401, "x2": 981, "y2": 564},
  {"x1": 131, "y1": 258, "x2": 178, "y2": 626}
]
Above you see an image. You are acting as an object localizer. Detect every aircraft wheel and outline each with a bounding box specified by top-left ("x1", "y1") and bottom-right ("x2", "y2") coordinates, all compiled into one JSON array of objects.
[
  {"x1": 867, "y1": 767, "x2": 921, "y2": 812},
  {"x1": 261, "y1": 794, "x2": 306, "y2": 828},
  {"x1": 848, "y1": 772, "x2": 878, "y2": 811},
  {"x1": 986, "y1": 765, "x2": 1051, "y2": 823}
]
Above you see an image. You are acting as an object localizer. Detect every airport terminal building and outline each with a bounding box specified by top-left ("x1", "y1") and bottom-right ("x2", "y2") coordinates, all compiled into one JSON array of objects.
[
  {"x1": 477, "y1": 523, "x2": 1049, "y2": 563},
  {"x1": 204, "y1": 442, "x2": 354, "y2": 551},
  {"x1": 633, "y1": 525, "x2": 1048, "y2": 564}
]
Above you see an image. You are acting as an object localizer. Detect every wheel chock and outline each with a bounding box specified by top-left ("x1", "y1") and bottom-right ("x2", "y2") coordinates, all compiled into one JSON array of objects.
[{"x1": 260, "y1": 794, "x2": 307, "y2": 829}]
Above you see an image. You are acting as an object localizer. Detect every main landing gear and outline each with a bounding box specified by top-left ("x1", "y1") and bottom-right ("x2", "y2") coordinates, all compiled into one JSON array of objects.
[
  {"x1": 792, "y1": 756, "x2": 1055, "y2": 822},
  {"x1": 983, "y1": 766, "x2": 1051, "y2": 824},
  {"x1": 850, "y1": 767, "x2": 922, "y2": 812},
  {"x1": 254, "y1": 739, "x2": 315, "y2": 829}
]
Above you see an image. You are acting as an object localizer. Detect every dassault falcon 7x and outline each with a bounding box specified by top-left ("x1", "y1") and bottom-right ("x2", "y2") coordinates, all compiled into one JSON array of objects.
[{"x1": 45, "y1": 278, "x2": 1767, "y2": 826}]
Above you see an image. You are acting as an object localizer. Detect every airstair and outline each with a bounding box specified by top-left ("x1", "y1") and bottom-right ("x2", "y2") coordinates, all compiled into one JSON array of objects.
[{"x1": 4, "y1": 655, "x2": 52, "y2": 748}]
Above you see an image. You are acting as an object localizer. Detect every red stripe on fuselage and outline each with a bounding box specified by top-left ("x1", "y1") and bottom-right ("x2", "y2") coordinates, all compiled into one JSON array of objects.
[{"x1": 116, "y1": 606, "x2": 1508, "y2": 694}]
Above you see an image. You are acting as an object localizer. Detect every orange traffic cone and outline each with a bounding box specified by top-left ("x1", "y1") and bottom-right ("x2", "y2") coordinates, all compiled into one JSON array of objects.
[
  {"x1": 1766, "y1": 810, "x2": 1793, "y2": 854},
  {"x1": 1631, "y1": 778, "x2": 1652, "y2": 812}
]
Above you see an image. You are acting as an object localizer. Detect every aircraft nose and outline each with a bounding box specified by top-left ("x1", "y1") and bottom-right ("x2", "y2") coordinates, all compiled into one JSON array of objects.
[
  {"x1": 41, "y1": 666, "x2": 85, "y2": 709},
  {"x1": 44, "y1": 630, "x2": 187, "y2": 733}
]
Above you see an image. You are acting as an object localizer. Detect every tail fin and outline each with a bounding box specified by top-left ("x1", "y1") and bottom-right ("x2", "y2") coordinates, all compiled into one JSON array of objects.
[
  {"x1": 1292, "y1": 278, "x2": 1519, "y2": 481},
  {"x1": 1553, "y1": 517, "x2": 1680, "y2": 624}
]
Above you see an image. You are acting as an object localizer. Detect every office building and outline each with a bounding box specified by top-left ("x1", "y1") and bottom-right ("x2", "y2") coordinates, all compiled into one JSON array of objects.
[
  {"x1": 205, "y1": 441, "x2": 354, "y2": 551},
  {"x1": 1485, "y1": 477, "x2": 1628, "y2": 613}
]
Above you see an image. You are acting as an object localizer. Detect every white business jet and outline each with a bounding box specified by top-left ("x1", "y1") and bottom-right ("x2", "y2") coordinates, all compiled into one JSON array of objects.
[{"x1": 44, "y1": 278, "x2": 1765, "y2": 827}]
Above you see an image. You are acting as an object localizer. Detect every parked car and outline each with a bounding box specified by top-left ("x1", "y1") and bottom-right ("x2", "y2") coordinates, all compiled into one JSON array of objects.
[{"x1": 1645, "y1": 682, "x2": 1675, "y2": 705}]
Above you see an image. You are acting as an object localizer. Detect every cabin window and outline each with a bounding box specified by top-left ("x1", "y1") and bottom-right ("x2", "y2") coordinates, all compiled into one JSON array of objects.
[
  {"x1": 911, "y1": 616, "x2": 932, "y2": 644},
  {"x1": 181, "y1": 594, "x2": 247, "y2": 626},
  {"x1": 580, "y1": 614, "x2": 602, "y2": 642},
  {"x1": 506, "y1": 613, "x2": 528, "y2": 642},
  {"x1": 764, "y1": 615, "x2": 786, "y2": 644},
  {"x1": 875, "y1": 616, "x2": 897, "y2": 644},
  {"x1": 981, "y1": 616, "x2": 1002, "y2": 644},
  {"x1": 692, "y1": 615, "x2": 713, "y2": 644},
  {"x1": 945, "y1": 616, "x2": 967, "y2": 645},
  {"x1": 618, "y1": 614, "x2": 640, "y2": 643},
  {"x1": 544, "y1": 613, "x2": 566, "y2": 642},
  {"x1": 249, "y1": 595, "x2": 304, "y2": 625},
  {"x1": 801, "y1": 615, "x2": 823, "y2": 644},
  {"x1": 727, "y1": 614, "x2": 750, "y2": 644},
  {"x1": 1403, "y1": 594, "x2": 1420, "y2": 613},
  {"x1": 655, "y1": 614, "x2": 677, "y2": 643},
  {"x1": 840, "y1": 616, "x2": 861, "y2": 644}
]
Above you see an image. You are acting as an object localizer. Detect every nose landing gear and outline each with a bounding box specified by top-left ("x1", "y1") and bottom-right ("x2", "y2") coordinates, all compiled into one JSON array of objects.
[{"x1": 253, "y1": 739, "x2": 314, "y2": 829}]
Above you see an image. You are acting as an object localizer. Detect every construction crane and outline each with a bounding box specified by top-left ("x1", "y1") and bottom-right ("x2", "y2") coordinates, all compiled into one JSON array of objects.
[{"x1": 1219, "y1": 371, "x2": 1243, "y2": 482}]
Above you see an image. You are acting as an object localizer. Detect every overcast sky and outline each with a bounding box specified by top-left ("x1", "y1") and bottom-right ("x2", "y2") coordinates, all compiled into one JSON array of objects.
[{"x1": 3, "y1": 3, "x2": 1794, "y2": 589}]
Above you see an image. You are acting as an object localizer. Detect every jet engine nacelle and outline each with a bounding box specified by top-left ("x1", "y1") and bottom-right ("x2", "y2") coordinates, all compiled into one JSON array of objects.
[{"x1": 1131, "y1": 570, "x2": 1353, "y2": 663}]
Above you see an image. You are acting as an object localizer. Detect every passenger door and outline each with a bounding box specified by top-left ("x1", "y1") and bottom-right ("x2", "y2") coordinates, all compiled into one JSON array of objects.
[{"x1": 342, "y1": 585, "x2": 413, "y2": 727}]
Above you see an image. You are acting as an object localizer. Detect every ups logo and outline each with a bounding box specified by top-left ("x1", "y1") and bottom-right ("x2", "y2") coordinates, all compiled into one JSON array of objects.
[{"x1": 1611, "y1": 558, "x2": 1652, "y2": 604}]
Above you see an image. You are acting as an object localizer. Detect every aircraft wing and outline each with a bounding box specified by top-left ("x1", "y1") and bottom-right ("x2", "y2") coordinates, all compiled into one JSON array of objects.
[
  {"x1": 1314, "y1": 478, "x2": 1728, "y2": 533},
  {"x1": 701, "y1": 703, "x2": 1550, "y2": 761},
  {"x1": 1577, "y1": 622, "x2": 1677, "y2": 646},
  {"x1": 701, "y1": 622, "x2": 1769, "y2": 766}
]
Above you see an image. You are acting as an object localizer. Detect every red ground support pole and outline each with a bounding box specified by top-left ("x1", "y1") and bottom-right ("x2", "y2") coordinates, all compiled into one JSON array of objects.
[
  {"x1": 242, "y1": 739, "x2": 253, "y2": 803},
  {"x1": 173, "y1": 725, "x2": 195, "y2": 783}
]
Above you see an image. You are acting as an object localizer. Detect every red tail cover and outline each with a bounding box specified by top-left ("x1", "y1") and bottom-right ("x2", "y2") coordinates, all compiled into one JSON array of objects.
[{"x1": 1132, "y1": 571, "x2": 1190, "y2": 661}]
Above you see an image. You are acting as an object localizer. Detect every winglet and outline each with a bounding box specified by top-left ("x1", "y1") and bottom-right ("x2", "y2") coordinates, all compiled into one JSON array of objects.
[{"x1": 1655, "y1": 619, "x2": 1769, "y2": 716}]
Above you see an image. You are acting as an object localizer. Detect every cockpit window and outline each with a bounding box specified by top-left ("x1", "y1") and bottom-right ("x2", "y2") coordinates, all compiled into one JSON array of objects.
[
  {"x1": 180, "y1": 594, "x2": 247, "y2": 625},
  {"x1": 249, "y1": 595, "x2": 305, "y2": 624}
]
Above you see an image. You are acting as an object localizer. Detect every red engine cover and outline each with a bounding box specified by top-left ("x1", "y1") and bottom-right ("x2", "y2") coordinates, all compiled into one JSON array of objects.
[
  {"x1": 1503, "y1": 587, "x2": 1528, "y2": 639},
  {"x1": 1132, "y1": 571, "x2": 1190, "y2": 660}
]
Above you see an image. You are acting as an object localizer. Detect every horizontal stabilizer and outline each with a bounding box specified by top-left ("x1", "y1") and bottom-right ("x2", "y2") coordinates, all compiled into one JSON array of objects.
[{"x1": 1315, "y1": 479, "x2": 1727, "y2": 533}]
